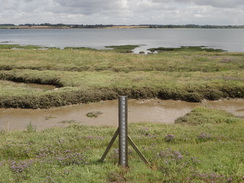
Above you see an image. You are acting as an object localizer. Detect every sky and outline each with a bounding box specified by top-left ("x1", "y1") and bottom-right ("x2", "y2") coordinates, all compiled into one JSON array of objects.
[{"x1": 0, "y1": 0, "x2": 244, "y2": 25}]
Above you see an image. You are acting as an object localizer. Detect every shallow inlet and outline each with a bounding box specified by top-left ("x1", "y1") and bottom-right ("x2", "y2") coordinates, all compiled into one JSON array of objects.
[
  {"x1": 14, "y1": 82, "x2": 57, "y2": 90},
  {"x1": 0, "y1": 99, "x2": 243, "y2": 131},
  {"x1": 0, "y1": 80, "x2": 57, "y2": 91}
]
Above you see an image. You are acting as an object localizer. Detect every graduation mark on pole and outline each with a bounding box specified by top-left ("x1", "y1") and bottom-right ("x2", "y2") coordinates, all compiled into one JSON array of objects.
[
  {"x1": 119, "y1": 96, "x2": 128, "y2": 166},
  {"x1": 100, "y1": 96, "x2": 149, "y2": 167}
]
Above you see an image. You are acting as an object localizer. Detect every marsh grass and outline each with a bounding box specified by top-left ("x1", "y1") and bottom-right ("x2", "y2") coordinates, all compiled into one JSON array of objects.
[
  {"x1": 148, "y1": 46, "x2": 226, "y2": 53},
  {"x1": 0, "y1": 69, "x2": 243, "y2": 108},
  {"x1": 0, "y1": 108, "x2": 243, "y2": 182},
  {"x1": 25, "y1": 122, "x2": 36, "y2": 133},
  {"x1": 105, "y1": 45, "x2": 140, "y2": 53},
  {"x1": 0, "y1": 45, "x2": 243, "y2": 108},
  {"x1": 0, "y1": 44, "x2": 52, "y2": 50},
  {"x1": 175, "y1": 107, "x2": 242, "y2": 125},
  {"x1": 0, "y1": 45, "x2": 243, "y2": 182}
]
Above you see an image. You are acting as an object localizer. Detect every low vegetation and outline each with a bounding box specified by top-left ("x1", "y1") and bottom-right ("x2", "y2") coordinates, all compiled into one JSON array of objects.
[
  {"x1": 148, "y1": 46, "x2": 226, "y2": 53},
  {"x1": 175, "y1": 107, "x2": 241, "y2": 125},
  {"x1": 0, "y1": 107, "x2": 243, "y2": 182},
  {"x1": 0, "y1": 44, "x2": 49, "y2": 50},
  {"x1": 105, "y1": 45, "x2": 140, "y2": 53},
  {"x1": 0, "y1": 44, "x2": 243, "y2": 182},
  {"x1": 0, "y1": 44, "x2": 243, "y2": 108}
]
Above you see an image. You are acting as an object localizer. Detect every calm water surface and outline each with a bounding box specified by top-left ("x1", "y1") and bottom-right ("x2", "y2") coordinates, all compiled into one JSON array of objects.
[
  {"x1": 0, "y1": 99, "x2": 243, "y2": 131},
  {"x1": 1, "y1": 28, "x2": 244, "y2": 52}
]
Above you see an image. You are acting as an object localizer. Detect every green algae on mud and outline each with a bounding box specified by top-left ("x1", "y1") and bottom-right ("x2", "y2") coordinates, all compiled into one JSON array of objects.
[{"x1": 0, "y1": 45, "x2": 243, "y2": 108}]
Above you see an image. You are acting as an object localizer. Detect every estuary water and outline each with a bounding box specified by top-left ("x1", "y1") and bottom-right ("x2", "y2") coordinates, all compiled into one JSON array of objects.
[
  {"x1": 0, "y1": 28, "x2": 244, "y2": 52},
  {"x1": 0, "y1": 99, "x2": 243, "y2": 131}
]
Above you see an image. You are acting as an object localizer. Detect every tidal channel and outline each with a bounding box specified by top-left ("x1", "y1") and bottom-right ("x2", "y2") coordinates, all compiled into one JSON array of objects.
[{"x1": 0, "y1": 99, "x2": 243, "y2": 131}]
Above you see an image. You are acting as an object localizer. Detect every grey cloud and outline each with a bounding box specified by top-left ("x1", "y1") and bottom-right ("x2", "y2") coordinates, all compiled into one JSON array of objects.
[
  {"x1": 152, "y1": 0, "x2": 244, "y2": 8},
  {"x1": 0, "y1": 0, "x2": 55, "y2": 13},
  {"x1": 194, "y1": 0, "x2": 244, "y2": 8},
  {"x1": 1, "y1": 0, "x2": 20, "y2": 10},
  {"x1": 54, "y1": 0, "x2": 125, "y2": 15},
  {"x1": 0, "y1": 0, "x2": 243, "y2": 25}
]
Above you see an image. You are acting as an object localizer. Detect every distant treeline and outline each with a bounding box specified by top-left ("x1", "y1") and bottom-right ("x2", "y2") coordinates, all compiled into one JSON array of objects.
[
  {"x1": 21, "y1": 23, "x2": 114, "y2": 28},
  {"x1": 0, "y1": 23, "x2": 114, "y2": 28},
  {"x1": 0, "y1": 24, "x2": 16, "y2": 26},
  {"x1": 148, "y1": 24, "x2": 244, "y2": 29},
  {"x1": 1, "y1": 23, "x2": 244, "y2": 29}
]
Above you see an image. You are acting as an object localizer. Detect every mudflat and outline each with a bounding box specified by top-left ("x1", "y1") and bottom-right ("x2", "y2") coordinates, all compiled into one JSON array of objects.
[{"x1": 0, "y1": 99, "x2": 243, "y2": 130}]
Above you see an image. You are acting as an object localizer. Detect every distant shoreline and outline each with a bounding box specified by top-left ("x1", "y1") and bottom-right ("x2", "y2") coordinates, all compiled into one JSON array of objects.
[
  {"x1": 1, "y1": 24, "x2": 244, "y2": 29},
  {"x1": 0, "y1": 25, "x2": 150, "y2": 29}
]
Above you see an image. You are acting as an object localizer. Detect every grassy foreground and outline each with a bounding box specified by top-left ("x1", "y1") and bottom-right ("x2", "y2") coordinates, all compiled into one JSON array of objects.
[
  {"x1": 0, "y1": 45, "x2": 243, "y2": 108},
  {"x1": 0, "y1": 107, "x2": 243, "y2": 182}
]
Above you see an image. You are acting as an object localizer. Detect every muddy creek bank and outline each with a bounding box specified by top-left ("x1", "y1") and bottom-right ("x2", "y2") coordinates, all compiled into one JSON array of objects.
[
  {"x1": 0, "y1": 99, "x2": 243, "y2": 131},
  {"x1": 4, "y1": 80, "x2": 57, "y2": 90}
]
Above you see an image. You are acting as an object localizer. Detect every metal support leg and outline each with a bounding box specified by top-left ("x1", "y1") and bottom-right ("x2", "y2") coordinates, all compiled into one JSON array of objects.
[
  {"x1": 127, "y1": 136, "x2": 150, "y2": 165},
  {"x1": 100, "y1": 128, "x2": 119, "y2": 162}
]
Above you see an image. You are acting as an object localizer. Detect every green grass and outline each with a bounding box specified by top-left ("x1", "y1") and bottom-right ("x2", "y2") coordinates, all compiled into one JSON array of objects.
[
  {"x1": 105, "y1": 45, "x2": 140, "y2": 53},
  {"x1": 0, "y1": 47, "x2": 243, "y2": 72},
  {"x1": 64, "y1": 47, "x2": 97, "y2": 51},
  {"x1": 0, "y1": 26, "x2": 18, "y2": 29},
  {"x1": 175, "y1": 107, "x2": 242, "y2": 125},
  {"x1": 0, "y1": 44, "x2": 51, "y2": 50},
  {"x1": 148, "y1": 46, "x2": 226, "y2": 53},
  {"x1": 0, "y1": 44, "x2": 243, "y2": 108},
  {"x1": 0, "y1": 108, "x2": 243, "y2": 182},
  {"x1": 0, "y1": 45, "x2": 243, "y2": 182}
]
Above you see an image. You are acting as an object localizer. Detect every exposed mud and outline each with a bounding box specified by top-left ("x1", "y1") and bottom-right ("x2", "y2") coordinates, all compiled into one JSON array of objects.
[
  {"x1": 1, "y1": 80, "x2": 57, "y2": 91},
  {"x1": 0, "y1": 99, "x2": 243, "y2": 131},
  {"x1": 26, "y1": 83, "x2": 57, "y2": 90}
]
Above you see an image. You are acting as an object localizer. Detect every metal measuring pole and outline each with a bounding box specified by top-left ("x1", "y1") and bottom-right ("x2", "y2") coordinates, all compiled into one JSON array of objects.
[
  {"x1": 100, "y1": 96, "x2": 149, "y2": 167},
  {"x1": 118, "y1": 96, "x2": 128, "y2": 167}
]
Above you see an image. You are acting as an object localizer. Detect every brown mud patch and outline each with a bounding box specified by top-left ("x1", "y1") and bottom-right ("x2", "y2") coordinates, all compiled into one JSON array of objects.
[
  {"x1": 0, "y1": 99, "x2": 243, "y2": 131},
  {"x1": 22, "y1": 83, "x2": 57, "y2": 90}
]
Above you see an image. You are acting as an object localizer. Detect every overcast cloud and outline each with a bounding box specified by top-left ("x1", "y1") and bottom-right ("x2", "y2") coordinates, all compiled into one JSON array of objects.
[{"x1": 0, "y1": 0, "x2": 243, "y2": 25}]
